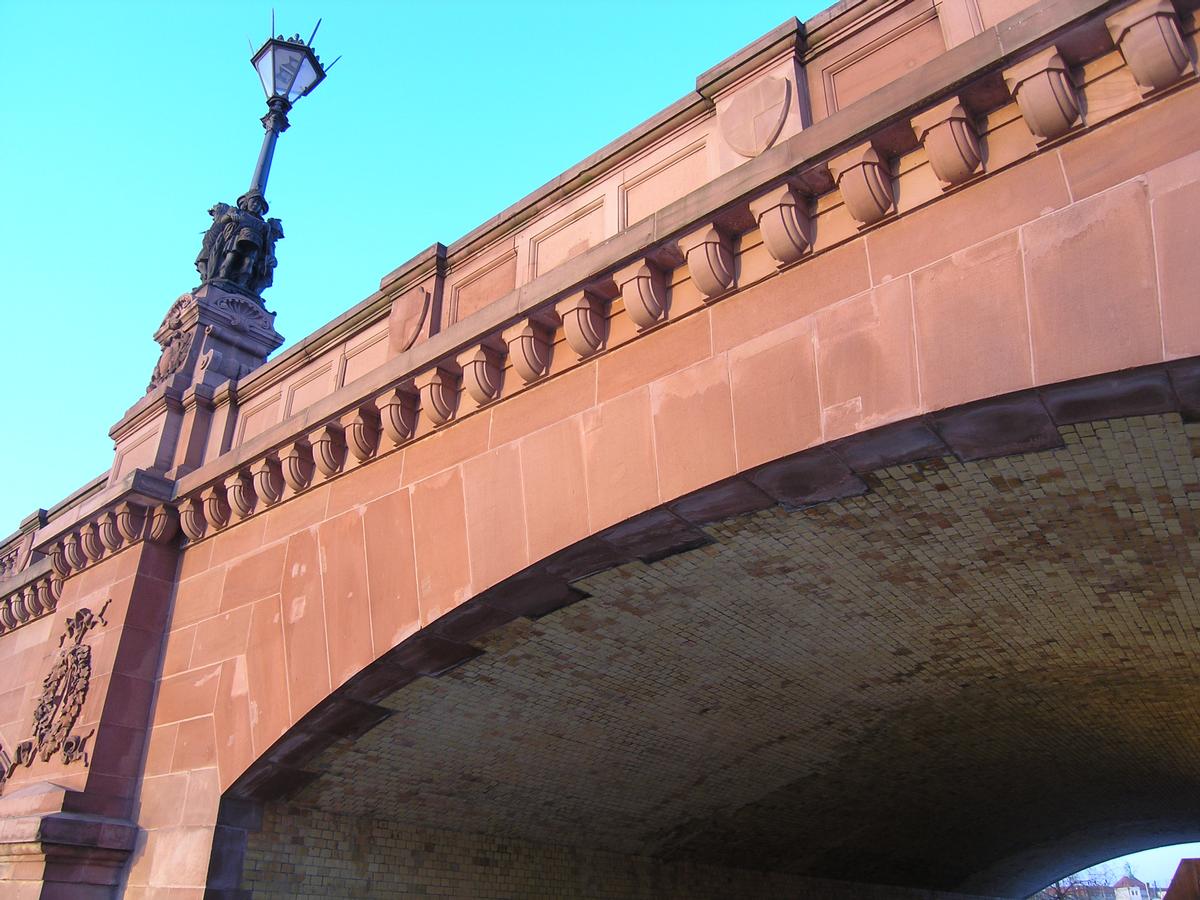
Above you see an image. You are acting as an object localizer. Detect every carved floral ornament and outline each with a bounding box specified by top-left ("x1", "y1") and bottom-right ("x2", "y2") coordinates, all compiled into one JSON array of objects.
[
  {"x1": 166, "y1": 19, "x2": 1189, "y2": 546},
  {"x1": 4, "y1": 601, "x2": 110, "y2": 782}
]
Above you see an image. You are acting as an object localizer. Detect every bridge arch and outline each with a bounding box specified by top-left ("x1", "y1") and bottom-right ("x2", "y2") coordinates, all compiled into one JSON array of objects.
[{"x1": 197, "y1": 382, "x2": 1200, "y2": 898}]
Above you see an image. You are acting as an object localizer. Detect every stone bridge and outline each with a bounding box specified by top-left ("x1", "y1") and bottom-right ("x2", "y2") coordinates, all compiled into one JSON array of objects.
[{"x1": 1, "y1": 0, "x2": 1199, "y2": 895}]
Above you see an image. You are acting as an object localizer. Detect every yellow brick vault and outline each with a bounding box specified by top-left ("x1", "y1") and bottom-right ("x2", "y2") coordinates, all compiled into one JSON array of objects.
[{"x1": 242, "y1": 415, "x2": 1200, "y2": 897}]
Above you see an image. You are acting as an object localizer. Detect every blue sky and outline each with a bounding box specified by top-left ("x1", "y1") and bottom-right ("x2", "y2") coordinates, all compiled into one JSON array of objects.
[
  {"x1": 1, "y1": 2, "x2": 1197, "y2": 889},
  {"x1": 0, "y1": 0, "x2": 805, "y2": 531}
]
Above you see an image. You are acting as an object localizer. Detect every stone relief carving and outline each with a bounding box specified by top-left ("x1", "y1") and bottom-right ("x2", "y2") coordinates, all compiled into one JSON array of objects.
[
  {"x1": 147, "y1": 293, "x2": 198, "y2": 391},
  {"x1": 5, "y1": 601, "x2": 110, "y2": 779},
  {"x1": 195, "y1": 190, "x2": 284, "y2": 298},
  {"x1": 720, "y1": 76, "x2": 791, "y2": 158}
]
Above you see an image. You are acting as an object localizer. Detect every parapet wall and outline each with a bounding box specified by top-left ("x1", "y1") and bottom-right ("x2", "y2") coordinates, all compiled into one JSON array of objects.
[{"x1": 2, "y1": 0, "x2": 1198, "y2": 636}]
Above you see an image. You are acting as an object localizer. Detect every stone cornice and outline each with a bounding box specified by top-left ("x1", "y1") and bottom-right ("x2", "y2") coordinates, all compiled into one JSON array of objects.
[{"x1": 158, "y1": 0, "x2": 1192, "y2": 550}]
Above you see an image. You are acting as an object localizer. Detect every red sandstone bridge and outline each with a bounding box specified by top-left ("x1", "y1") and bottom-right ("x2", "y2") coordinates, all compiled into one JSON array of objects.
[{"x1": 1, "y1": 0, "x2": 1199, "y2": 895}]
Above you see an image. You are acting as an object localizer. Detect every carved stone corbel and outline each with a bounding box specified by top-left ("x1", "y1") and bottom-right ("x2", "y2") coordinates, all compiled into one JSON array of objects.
[
  {"x1": 416, "y1": 366, "x2": 460, "y2": 427},
  {"x1": 36, "y1": 577, "x2": 57, "y2": 614},
  {"x1": 310, "y1": 423, "x2": 347, "y2": 478},
  {"x1": 379, "y1": 387, "x2": 418, "y2": 446},
  {"x1": 0, "y1": 600, "x2": 16, "y2": 630},
  {"x1": 201, "y1": 485, "x2": 231, "y2": 531},
  {"x1": 344, "y1": 403, "x2": 382, "y2": 463},
  {"x1": 1107, "y1": 0, "x2": 1193, "y2": 94},
  {"x1": 115, "y1": 501, "x2": 147, "y2": 544},
  {"x1": 50, "y1": 542, "x2": 71, "y2": 578},
  {"x1": 10, "y1": 590, "x2": 29, "y2": 624},
  {"x1": 79, "y1": 522, "x2": 105, "y2": 563},
  {"x1": 179, "y1": 497, "x2": 207, "y2": 542},
  {"x1": 504, "y1": 315, "x2": 555, "y2": 384},
  {"x1": 615, "y1": 259, "x2": 668, "y2": 331},
  {"x1": 22, "y1": 585, "x2": 44, "y2": 618},
  {"x1": 556, "y1": 290, "x2": 608, "y2": 359},
  {"x1": 912, "y1": 98, "x2": 982, "y2": 188},
  {"x1": 1004, "y1": 48, "x2": 1080, "y2": 142},
  {"x1": 680, "y1": 225, "x2": 736, "y2": 298},
  {"x1": 281, "y1": 439, "x2": 316, "y2": 493},
  {"x1": 98, "y1": 511, "x2": 123, "y2": 554},
  {"x1": 63, "y1": 533, "x2": 88, "y2": 571},
  {"x1": 224, "y1": 470, "x2": 258, "y2": 520},
  {"x1": 749, "y1": 184, "x2": 812, "y2": 266},
  {"x1": 147, "y1": 504, "x2": 179, "y2": 544},
  {"x1": 459, "y1": 344, "x2": 505, "y2": 406},
  {"x1": 251, "y1": 456, "x2": 285, "y2": 506},
  {"x1": 830, "y1": 144, "x2": 895, "y2": 226}
]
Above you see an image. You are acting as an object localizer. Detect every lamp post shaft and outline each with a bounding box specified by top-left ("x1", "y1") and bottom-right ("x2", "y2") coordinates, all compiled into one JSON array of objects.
[{"x1": 249, "y1": 96, "x2": 292, "y2": 198}]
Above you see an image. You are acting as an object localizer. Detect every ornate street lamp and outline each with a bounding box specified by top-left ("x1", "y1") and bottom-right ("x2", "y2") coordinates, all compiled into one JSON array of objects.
[
  {"x1": 189, "y1": 22, "x2": 336, "y2": 303},
  {"x1": 146, "y1": 23, "x2": 336, "y2": 395},
  {"x1": 247, "y1": 23, "x2": 333, "y2": 200}
]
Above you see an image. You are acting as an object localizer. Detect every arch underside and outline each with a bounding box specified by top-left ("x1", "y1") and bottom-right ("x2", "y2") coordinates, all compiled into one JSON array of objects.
[{"x1": 232, "y1": 408, "x2": 1200, "y2": 898}]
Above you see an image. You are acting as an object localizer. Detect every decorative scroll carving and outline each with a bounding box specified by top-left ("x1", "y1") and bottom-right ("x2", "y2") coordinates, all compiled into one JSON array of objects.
[
  {"x1": 912, "y1": 98, "x2": 982, "y2": 188},
  {"x1": 681, "y1": 225, "x2": 735, "y2": 299},
  {"x1": 5, "y1": 602, "x2": 110, "y2": 780},
  {"x1": 379, "y1": 388, "x2": 418, "y2": 446},
  {"x1": 1004, "y1": 49, "x2": 1080, "y2": 141},
  {"x1": 506, "y1": 320, "x2": 554, "y2": 384},
  {"x1": 461, "y1": 345, "x2": 505, "y2": 406},
  {"x1": 416, "y1": 367, "x2": 460, "y2": 427},
  {"x1": 1107, "y1": 0, "x2": 1192, "y2": 93},
  {"x1": 311, "y1": 423, "x2": 347, "y2": 477},
  {"x1": 616, "y1": 259, "x2": 668, "y2": 331},
  {"x1": 251, "y1": 456, "x2": 285, "y2": 506},
  {"x1": 556, "y1": 291, "x2": 608, "y2": 359},
  {"x1": 344, "y1": 404, "x2": 382, "y2": 463},
  {"x1": 830, "y1": 144, "x2": 895, "y2": 226},
  {"x1": 749, "y1": 184, "x2": 812, "y2": 266}
]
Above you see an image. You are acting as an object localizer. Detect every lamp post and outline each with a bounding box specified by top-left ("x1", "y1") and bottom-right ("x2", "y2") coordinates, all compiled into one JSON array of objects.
[{"x1": 247, "y1": 26, "x2": 332, "y2": 202}]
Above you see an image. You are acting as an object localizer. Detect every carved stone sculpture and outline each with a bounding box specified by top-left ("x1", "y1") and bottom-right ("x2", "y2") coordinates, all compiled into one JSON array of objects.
[
  {"x1": 195, "y1": 190, "x2": 284, "y2": 298},
  {"x1": 5, "y1": 601, "x2": 110, "y2": 779}
]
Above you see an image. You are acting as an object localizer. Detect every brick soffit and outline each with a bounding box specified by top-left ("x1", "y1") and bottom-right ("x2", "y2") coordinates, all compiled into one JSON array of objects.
[{"x1": 3, "y1": 0, "x2": 1197, "y2": 623}]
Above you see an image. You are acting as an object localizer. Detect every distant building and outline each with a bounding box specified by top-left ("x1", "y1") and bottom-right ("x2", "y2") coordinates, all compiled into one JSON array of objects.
[{"x1": 1116, "y1": 875, "x2": 1150, "y2": 900}]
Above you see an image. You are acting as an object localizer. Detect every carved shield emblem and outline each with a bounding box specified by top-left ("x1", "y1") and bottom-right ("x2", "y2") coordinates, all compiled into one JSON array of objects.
[
  {"x1": 388, "y1": 285, "x2": 432, "y2": 354},
  {"x1": 719, "y1": 76, "x2": 791, "y2": 159}
]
